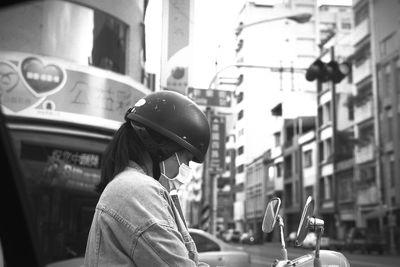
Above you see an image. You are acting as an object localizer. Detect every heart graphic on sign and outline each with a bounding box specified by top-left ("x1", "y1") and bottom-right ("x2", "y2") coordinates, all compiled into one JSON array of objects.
[{"x1": 21, "y1": 57, "x2": 65, "y2": 97}]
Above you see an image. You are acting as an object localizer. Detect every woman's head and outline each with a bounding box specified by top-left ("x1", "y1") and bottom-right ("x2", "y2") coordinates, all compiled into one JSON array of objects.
[
  {"x1": 125, "y1": 90, "x2": 210, "y2": 163},
  {"x1": 98, "y1": 91, "x2": 210, "y2": 193}
]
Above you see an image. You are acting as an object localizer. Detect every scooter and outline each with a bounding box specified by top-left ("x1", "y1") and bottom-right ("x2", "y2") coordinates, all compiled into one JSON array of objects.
[{"x1": 262, "y1": 196, "x2": 350, "y2": 267}]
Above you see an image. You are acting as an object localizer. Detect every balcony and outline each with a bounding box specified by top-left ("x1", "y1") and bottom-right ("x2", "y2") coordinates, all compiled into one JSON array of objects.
[
  {"x1": 354, "y1": 98, "x2": 373, "y2": 123},
  {"x1": 355, "y1": 143, "x2": 374, "y2": 164},
  {"x1": 353, "y1": 58, "x2": 372, "y2": 84},
  {"x1": 357, "y1": 184, "x2": 379, "y2": 206},
  {"x1": 352, "y1": 18, "x2": 370, "y2": 46}
]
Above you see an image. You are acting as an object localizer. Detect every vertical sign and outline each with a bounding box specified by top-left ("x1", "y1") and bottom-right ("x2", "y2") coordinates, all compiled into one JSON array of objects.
[
  {"x1": 161, "y1": 0, "x2": 192, "y2": 94},
  {"x1": 209, "y1": 115, "x2": 226, "y2": 173}
]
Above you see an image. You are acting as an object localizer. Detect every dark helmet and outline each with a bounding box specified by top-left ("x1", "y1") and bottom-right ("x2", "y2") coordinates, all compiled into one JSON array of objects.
[{"x1": 125, "y1": 91, "x2": 210, "y2": 163}]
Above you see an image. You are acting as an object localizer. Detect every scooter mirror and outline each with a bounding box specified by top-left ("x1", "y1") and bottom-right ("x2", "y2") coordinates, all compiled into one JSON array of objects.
[
  {"x1": 262, "y1": 197, "x2": 281, "y2": 233},
  {"x1": 295, "y1": 196, "x2": 314, "y2": 246}
]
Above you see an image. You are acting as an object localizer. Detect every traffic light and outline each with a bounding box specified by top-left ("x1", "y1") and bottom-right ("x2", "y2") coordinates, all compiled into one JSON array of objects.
[{"x1": 305, "y1": 59, "x2": 351, "y2": 83}]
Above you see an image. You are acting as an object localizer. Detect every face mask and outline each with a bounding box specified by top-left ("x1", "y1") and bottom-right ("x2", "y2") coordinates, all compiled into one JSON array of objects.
[{"x1": 160, "y1": 153, "x2": 193, "y2": 191}]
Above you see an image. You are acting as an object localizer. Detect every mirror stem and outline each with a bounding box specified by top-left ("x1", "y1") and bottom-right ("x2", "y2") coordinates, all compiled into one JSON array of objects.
[
  {"x1": 277, "y1": 215, "x2": 288, "y2": 261},
  {"x1": 314, "y1": 227, "x2": 323, "y2": 267}
]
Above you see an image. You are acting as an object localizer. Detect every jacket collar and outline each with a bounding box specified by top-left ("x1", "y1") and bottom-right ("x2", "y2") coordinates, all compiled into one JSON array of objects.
[{"x1": 127, "y1": 160, "x2": 147, "y2": 175}]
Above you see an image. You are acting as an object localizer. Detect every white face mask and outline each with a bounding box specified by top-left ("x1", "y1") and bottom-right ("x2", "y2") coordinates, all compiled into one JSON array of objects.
[{"x1": 161, "y1": 153, "x2": 193, "y2": 191}]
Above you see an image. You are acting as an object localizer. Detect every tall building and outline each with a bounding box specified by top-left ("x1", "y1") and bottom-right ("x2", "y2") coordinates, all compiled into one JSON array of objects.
[
  {"x1": 350, "y1": 0, "x2": 400, "y2": 253},
  {"x1": 263, "y1": 2, "x2": 353, "y2": 238},
  {"x1": 232, "y1": 0, "x2": 319, "y2": 232}
]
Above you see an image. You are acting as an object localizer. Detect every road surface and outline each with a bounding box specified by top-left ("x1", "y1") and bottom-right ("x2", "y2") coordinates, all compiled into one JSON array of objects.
[{"x1": 230, "y1": 242, "x2": 400, "y2": 267}]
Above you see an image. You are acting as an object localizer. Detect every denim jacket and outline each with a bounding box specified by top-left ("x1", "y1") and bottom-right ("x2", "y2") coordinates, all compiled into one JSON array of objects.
[{"x1": 84, "y1": 161, "x2": 203, "y2": 267}]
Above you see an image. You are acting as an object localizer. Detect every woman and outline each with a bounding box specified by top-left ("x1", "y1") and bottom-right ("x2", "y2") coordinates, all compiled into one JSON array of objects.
[{"x1": 84, "y1": 91, "x2": 210, "y2": 266}]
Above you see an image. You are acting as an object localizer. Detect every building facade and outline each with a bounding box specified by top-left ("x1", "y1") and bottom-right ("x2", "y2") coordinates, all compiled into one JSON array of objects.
[{"x1": 232, "y1": 0, "x2": 319, "y2": 233}]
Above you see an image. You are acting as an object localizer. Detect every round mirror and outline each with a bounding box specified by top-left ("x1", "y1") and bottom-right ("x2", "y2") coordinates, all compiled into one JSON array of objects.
[
  {"x1": 295, "y1": 196, "x2": 314, "y2": 246},
  {"x1": 262, "y1": 197, "x2": 281, "y2": 233}
]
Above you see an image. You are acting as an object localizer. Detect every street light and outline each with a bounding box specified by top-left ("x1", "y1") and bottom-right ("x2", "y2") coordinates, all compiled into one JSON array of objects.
[
  {"x1": 235, "y1": 12, "x2": 312, "y2": 35},
  {"x1": 208, "y1": 12, "x2": 313, "y2": 89},
  {"x1": 208, "y1": 64, "x2": 306, "y2": 89}
]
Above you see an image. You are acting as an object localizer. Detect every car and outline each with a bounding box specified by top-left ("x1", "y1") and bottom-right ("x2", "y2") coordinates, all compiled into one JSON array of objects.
[
  {"x1": 231, "y1": 230, "x2": 242, "y2": 243},
  {"x1": 189, "y1": 228, "x2": 251, "y2": 267},
  {"x1": 285, "y1": 231, "x2": 297, "y2": 247},
  {"x1": 344, "y1": 227, "x2": 386, "y2": 254},
  {"x1": 240, "y1": 232, "x2": 256, "y2": 245},
  {"x1": 47, "y1": 228, "x2": 251, "y2": 267},
  {"x1": 301, "y1": 232, "x2": 331, "y2": 249},
  {"x1": 221, "y1": 228, "x2": 241, "y2": 242},
  {"x1": 221, "y1": 228, "x2": 234, "y2": 242}
]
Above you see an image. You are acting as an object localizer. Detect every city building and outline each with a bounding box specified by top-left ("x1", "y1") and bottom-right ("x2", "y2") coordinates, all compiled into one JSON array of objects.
[
  {"x1": 244, "y1": 150, "x2": 269, "y2": 242},
  {"x1": 232, "y1": 0, "x2": 319, "y2": 233},
  {"x1": 350, "y1": 0, "x2": 400, "y2": 253}
]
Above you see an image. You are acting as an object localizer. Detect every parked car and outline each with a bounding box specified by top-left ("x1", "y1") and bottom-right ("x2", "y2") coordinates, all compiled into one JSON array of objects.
[
  {"x1": 285, "y1": 231, "x2": 297, "y2": 247},
  {"x1": 189, "y1": 228, "x2": 251, "y2": 266},
  {"x1": 301, "y1": 232, "x2": 331, "y2": 249},
  {"x1": 344, "y1": 227, "x2": 386, "y2": 254},
  {"x1": 231, "y1": 230, "x2": 242, "y2": 243},
  {"x1": 47, "y1": 228, "x2": 252, "y2": 267},
  {"x1": 240, "y1": 232, "x2": 256, "y2": 245},
  {"x1": 222, "y1": 229, "x2": 241, "y2": 243},
  {"x1": 222, "y1": 229, "x2": 234, "y2": 242}
]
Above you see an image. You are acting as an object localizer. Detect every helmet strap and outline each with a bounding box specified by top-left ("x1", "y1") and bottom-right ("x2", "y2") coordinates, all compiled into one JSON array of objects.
[{"x1": 130, "y1": 122, "x2": 179, "y2": 175}]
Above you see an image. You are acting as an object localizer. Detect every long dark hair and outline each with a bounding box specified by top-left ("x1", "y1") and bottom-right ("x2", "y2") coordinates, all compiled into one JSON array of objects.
[{"x1": 97, "y1": 122, "x2": 147, "y2": 193}]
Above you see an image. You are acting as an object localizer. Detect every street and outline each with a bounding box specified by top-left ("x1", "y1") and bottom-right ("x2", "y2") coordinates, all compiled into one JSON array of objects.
[{"x1": 229, "y1": 242, "x2": 400, "y2": 267}]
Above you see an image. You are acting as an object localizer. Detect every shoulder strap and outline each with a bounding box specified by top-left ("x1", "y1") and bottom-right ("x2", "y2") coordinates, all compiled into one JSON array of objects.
[{"x1": 170, "y1": 193, "x2": 187, "y2": 229}]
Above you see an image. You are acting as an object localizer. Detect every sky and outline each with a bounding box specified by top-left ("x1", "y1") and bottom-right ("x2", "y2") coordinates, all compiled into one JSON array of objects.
[{"x1": 144, "y1": 0, "x2": 352, "y2": 90}]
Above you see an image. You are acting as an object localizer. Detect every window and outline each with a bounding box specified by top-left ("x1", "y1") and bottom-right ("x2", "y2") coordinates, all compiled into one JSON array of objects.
[
  {"x1": 383, "y1": 63, "x2": 392, "y2": 97},
  {"x1": 0, "y1": 0, "x2": 128, "y2": 74},
  {"x1": 237, "y1": 164, "x2": 244, "y2": 173},
  {"x1": 326, "y1": 138, "x2": 332, "y2": 161},
  {"x1": 303, "y1": 149, "x2": 312, "y2": 168},
  {"x1": 237, "y1": 91, "x2": 244, "y2": 103},
  {"x1": 358, "y1": 124, "x2": 374, "y2": 146},
  {"x1": 284, "y1": 155, "x2": 293, "y2": 178},
  {"x1": 274, "y1": 132, "x2": 281, "y2": 147},
  {"x1": 341, "y1": 22, "x2": 351, "y2": 29},
  {"x1": 354, "y1": 4, "x2": 368, "y2": 26},
  {"x1": 338, "y1": 173, "x2": 353, "y2": 202},
  {"x1": 235, "y1": 39, "x2": 243, "y2": 53},
  {"x1": 359, "y1": 164, "x2": 375, "y2": 182},
  {"x1": 324, "y1": 102, "x2": 331, "y2": 124},
  {"x1": 276, "y1": 162, "x2": 282, "y2": 178},
  {"x1": 348, "y1": 99, "x2": 354, "y2": 120},
  {"x1": 12, "y1": 130, "x2": 107, "y2": 263},
  {"x1": 318, "y1": 106, "x2": 323, "y2": 126},
  {"x1": 284, "y1": 183, "x2": 293, "y2": 207},
  {"x1": 379, "y1": 33, "x2": 396, "y2": 58},
  {"x1": 237, "y1": 110, "x2": 244, "y2": 120},
  {"x1": 386, "y1": 107, "x2": 393, "y2": 141},
  {"x1": 319, "y1": 141, "x2": 324, "y2": 163},
  {"x1": 190, "y1": 232, "x2": 220, "y2": 252},
  {"x1": 238, "y1": 146, "x2": 244, "y2": 155},
  {"x1": 354, "y1": 46, "x2": 370, "y2": 68},
  {"x1": 325, "y1": 175, "x2": 333, "y2": 200},
  {"x1": 268, "y1": 166, "x2": 274, "y2": 180}
]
